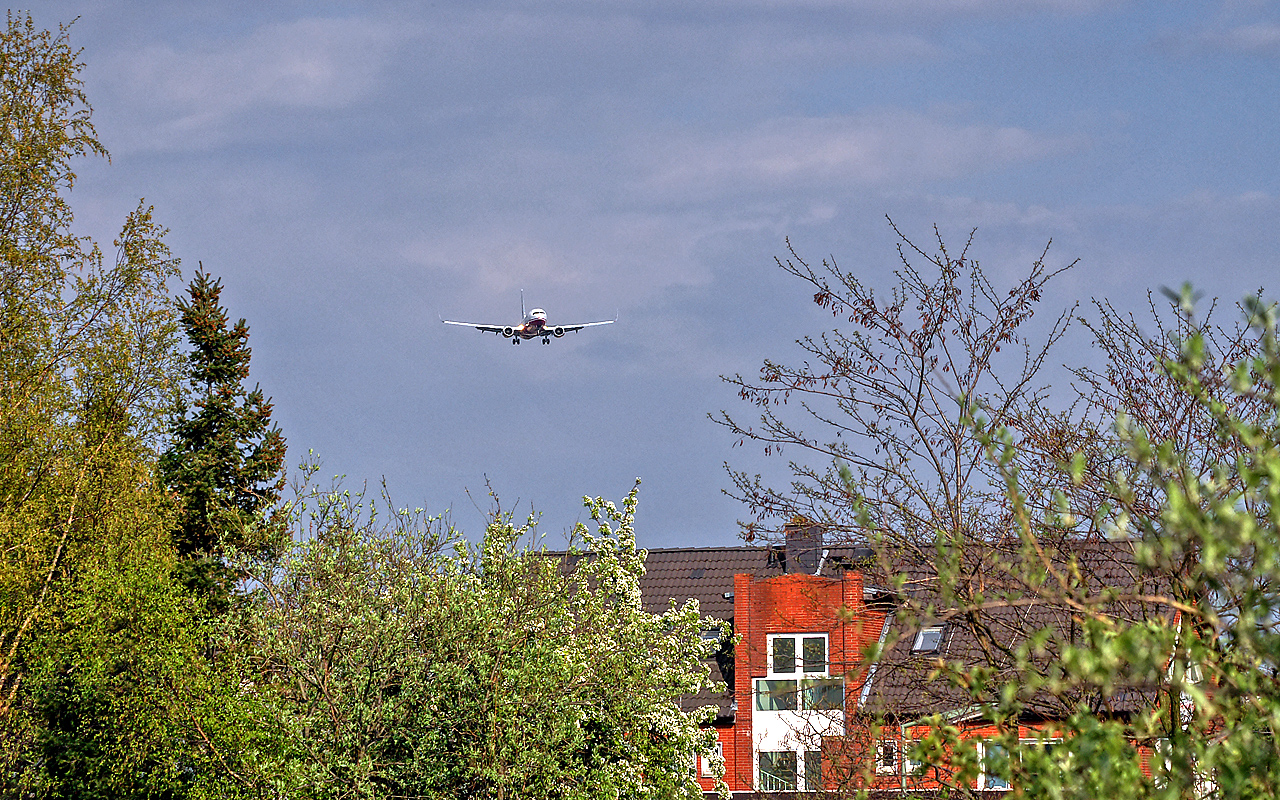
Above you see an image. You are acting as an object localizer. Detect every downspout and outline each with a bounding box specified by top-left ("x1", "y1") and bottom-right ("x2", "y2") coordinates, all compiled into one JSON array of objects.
[{"x1": 901, "y1": 719, "x2": 908, "y2": 793}]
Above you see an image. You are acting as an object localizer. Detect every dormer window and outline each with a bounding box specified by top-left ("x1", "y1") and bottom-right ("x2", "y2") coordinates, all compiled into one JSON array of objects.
[{"x1": 912, "y1": 625, "x2": 945, "y2": 653}]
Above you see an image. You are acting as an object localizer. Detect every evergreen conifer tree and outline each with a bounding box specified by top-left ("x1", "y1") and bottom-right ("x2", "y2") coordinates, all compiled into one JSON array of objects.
[{"x1": 160, "y1": 269, "x2": 287, "y2": 607}]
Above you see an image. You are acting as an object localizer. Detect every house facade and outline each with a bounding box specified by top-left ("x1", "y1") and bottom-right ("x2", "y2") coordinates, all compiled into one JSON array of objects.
[
  {"x1": 637, "y1": 524, "x2": 1171, "y2": 797},
  {"x1": 637, "y1": 523, "x2": 883, "y2": 796}
]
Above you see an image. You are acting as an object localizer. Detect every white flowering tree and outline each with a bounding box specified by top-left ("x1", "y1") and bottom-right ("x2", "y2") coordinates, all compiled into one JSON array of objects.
[{"x1": 209, "y1": 478, "x2": 726, "y2": 800}]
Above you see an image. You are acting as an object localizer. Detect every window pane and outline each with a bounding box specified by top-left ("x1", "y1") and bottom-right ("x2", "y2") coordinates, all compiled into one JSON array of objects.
[
  {"x1": 702, "y1": 742, "x2": 723, "y2": 777},
  {"x1": 905, "y1": 753, "x2": 924, "y2": 776},
  {"x1": 876, "y1": 741, "x2": 898, "y2": 774},
  {"x1": 772, "y1": 637, "x2": 796, "y2": 673},
  {"x1": 805, "y1": 750, "x2": 823, "y2": 791},
  {"x1": 755, "y1": 679, "x2": 798, "y2": 711},
  {"x1": 983, "y1": 743, "x2": 1010, "y2": 790},
  {"x1": 803, "y1": 678, "x2": 844, "y2": 710},
  {"x1": 803, "y1": 636, "x2": 827, "y2": 672},
  {"x1": 760, "y1": 751, "x2": 797, "y2": 792}
]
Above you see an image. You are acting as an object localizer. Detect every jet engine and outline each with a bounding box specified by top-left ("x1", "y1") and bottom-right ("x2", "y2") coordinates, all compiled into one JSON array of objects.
[
  {"x1": 502, "y1": 326, "x2": 515, "y2": 338},
  {"x1": 552, "y1": 326, "x2": 565, "y2": 337}
]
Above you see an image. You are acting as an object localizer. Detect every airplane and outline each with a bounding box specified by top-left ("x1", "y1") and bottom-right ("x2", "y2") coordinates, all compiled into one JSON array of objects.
[{"x1": 441, "y1": 291, "x2": 616, "y2": 345}]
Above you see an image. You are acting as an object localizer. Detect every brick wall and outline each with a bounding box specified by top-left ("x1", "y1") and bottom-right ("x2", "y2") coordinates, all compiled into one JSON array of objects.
[{"x1": 725, "y1": 569, "x2": 888, "y2": 793}]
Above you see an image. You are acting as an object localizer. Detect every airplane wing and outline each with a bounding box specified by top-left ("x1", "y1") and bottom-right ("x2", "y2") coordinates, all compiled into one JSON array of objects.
[
  {"x1": 556, "y1": 318, "x2": 617, "y2": 334},
  {"x1": 441, "y1": 318, "x2": 507, "y2": 334}
]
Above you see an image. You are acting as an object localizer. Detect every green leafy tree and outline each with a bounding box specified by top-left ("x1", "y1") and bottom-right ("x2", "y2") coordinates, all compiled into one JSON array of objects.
[
  {"x1": 855, "y1": 296, "x2": 1280, "y2": 800},
  {"x1": 159, "y1": 270, "x2": 287, "y2": 606},
  {"x1": 0, "y1": 11, "x2": 184, "y2": 722},
  {"x1": 0, "y1": 15, "x2": 253, "y2": 798}
]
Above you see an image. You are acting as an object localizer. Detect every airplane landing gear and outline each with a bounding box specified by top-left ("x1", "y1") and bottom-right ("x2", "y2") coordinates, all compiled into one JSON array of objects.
[
  {"x1": 542, "y1": 338, "x2": 550, "y2": 345},
  {"x1": 512, "y1": 338, "x2": 520, "y2": 345}
]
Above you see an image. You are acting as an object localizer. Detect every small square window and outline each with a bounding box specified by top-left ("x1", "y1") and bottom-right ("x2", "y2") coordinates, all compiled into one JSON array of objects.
[
  {"x1": 905, "y1": 749, "x2": 925, "y2": 776},
  {"x1": 913, "y1": 625, "x2": 945, "y2": 653}
]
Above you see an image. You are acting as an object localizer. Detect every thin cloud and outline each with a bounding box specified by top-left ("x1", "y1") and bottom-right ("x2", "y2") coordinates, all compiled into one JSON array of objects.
[
  {"x1": 639, "y1": 111, "x2": 1085, "y2": 199},
  {"x1": 98, "y1": 16, "x2": 403, "y2": 152},
  {"x1": 726, "y1": 29, "x2": 940, "y2": 66},
  {"x1": 1199, "y1": 21, "x2": 1280, "y2": 53},
  {"x1": 1155, "y1": 18, "x2": 1280, "y2": 57},
  {"x1": 518, "y1": 0, "x2": 1118, "y2": 14}
]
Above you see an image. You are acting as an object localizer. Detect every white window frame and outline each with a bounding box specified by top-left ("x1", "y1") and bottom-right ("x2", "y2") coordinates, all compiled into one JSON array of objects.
[
  {"x1": 701, "y1": 741, "x2": 723, "y2": 778},
  {"x1": 912, "y1": 625, "x2": 945, "y2": 653},
  {"x1": 754, "y1": 676, "x2": 845, "y2": 712},
  {"x1": 767, "y1": 632, "x2": 830, "y2": 677},
  {"x1": 1152, "y1": 738, "x2": 1171, "y2": 788},
  {"x1": 875, "y1": 740, "x2": 899, "y2": 775},
  {"x1": 904, "y1": 752, "x2": 925, "y2": 777},
  {"x1": 758, "y1": 750, "x2": 798, "y2": 792},
  {"x1": 903, "y1": 740, "x2": 925, "y2": 776},
  {"x1": 978, "y1": 741, "x2": 1011, "y2": 791},
  {"x1": 754, "y1": 677, "x2": 800, "y2": 712},
  {"x1": 757, "y1": 749, "x2": 824, "y2": 792},
  {"x1": 1012, "y1": 736, "x2": 1067, "y2": 786}
]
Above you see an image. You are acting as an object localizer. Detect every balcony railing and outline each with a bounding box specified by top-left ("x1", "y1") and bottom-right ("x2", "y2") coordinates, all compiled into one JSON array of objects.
[{"x1": 759, "y1": 768, "x2": 797, "y2": 792}]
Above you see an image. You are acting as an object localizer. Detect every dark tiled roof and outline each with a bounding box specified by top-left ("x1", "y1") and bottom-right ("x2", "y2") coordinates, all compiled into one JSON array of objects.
[
  {"x1": 636, "y1": 544, "x2": 868, "y2": 617},
  {"x1": 857, "y1": 538, "x2": 1177, "y2": 720},
  {"x1": 637, "y1": 546, "x2": 774, "y2": 618}
]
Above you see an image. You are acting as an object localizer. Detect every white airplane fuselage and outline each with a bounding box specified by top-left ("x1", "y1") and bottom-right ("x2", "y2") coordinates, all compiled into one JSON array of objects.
[{"x1": 504, "y1": 309, "x2": 566, "y2": 342}]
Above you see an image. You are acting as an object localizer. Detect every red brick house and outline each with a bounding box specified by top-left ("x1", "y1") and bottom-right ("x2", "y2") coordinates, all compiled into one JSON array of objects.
[
  {"x1": 637, "y1": 524, "x2": 1175, "y2": 797},
  {"x1": 637, "y1": 523, "x2": 883, "y2": 796}
]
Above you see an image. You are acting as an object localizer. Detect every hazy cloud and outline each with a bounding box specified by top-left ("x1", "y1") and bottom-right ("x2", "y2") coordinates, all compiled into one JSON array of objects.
[
  {"x1": 639, "y1": 112, "x2": 1084, "y2": 199},
  {"x1": 1199, "y1": 21, "x2": 1280, "y2": 53},
  {"x1": 100, "y1": 17, "x2": 403, "y2": 152}
]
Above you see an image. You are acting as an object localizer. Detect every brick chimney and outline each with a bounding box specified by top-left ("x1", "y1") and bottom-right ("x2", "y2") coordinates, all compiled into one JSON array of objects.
[{"x1": 783, "y1": 517, "x2": 824, "y2": 574}]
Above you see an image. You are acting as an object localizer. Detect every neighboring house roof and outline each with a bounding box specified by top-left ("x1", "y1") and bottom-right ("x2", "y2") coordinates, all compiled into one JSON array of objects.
[
  {"x1": 636, "y1": 544, "x2": 867, "y2": 617},
  {"x1": 555, "y1": 535, "x2": 1176, "y2": 726},
  {"x1": 857, "y1": 537, "x2": 1176, "y2": 720},
  {"x1": 637, "y1": 546, "x2": 774, "y2": 618}
]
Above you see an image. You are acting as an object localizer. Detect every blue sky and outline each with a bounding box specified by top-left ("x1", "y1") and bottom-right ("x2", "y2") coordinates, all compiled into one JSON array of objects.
[{"x1": 39, "y1": 0, "x2": 1280, "y2": 546}]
